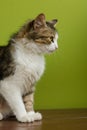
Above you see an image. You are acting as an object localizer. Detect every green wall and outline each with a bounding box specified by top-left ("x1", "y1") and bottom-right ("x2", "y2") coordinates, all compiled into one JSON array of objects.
[{"x1": 0, "y1": 0, "x2": 87, "y2": 109}]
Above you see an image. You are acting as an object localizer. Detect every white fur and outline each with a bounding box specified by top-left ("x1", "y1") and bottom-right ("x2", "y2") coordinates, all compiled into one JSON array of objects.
[
  {"x1": 46, "y1": 33, "x2": 58, "y2": 52},
  {"x1": 36, "y1": 33, "x2": 58, "y2": 53},
  {"x1": 0, "y1": 32, "x2": 58, "y2": 122},
  {"x1": 0, "y1": 113, "x2": 3, "y2": 120},
  {"x1": 27, "y1": 111, "x2": 42, "y2": 122}
]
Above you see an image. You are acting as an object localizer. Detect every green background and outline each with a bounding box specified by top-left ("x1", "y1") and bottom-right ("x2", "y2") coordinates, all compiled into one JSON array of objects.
[{"x1": 0, "y1": 0, "x2": 87, "y2": 109}]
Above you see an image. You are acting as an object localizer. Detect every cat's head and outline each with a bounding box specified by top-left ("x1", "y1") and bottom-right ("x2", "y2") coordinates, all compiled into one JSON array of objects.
[{"x1": 16, "y1": 13, "x2": 58, "y2": 54}]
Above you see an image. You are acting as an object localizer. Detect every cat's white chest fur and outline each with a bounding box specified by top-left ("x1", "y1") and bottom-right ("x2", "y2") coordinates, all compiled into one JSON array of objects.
[
  {"x1": 17, "y1": 51, "x2": 45, "y2": 79},
  {"x1": 14, "y1": 44, "x2": 45, "y2": 86}
]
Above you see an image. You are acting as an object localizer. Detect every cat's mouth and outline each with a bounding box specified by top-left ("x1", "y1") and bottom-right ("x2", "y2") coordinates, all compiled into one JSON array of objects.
[{"x1": 48, "y1": 47, "x2": 58, "y2": 53}]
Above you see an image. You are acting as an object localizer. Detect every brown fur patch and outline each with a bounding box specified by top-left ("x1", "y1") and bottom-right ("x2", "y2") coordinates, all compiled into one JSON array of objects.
[
  {"x1": 13, "y1": 13, "x2": 58, "y2": 45},
  {"x1": 0, "y1": 43, "x2": 15, "y2": 80}
]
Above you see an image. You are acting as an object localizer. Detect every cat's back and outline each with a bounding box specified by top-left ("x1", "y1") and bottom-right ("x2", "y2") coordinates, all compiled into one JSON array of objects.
[
  {"x1": 0, "y1": 46, "x2": 7, "y2": 58},
  {"x1": 0, "y1": 44, "x2": 15, "y2": 80},
  {"x1": 0, "y1": 44, "x2": 11, "y2": 62}
]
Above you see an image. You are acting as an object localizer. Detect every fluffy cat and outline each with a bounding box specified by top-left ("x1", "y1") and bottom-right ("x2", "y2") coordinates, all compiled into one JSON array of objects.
[{"x1": 0, "y1": 13, "x2": 58, "y2": 122}]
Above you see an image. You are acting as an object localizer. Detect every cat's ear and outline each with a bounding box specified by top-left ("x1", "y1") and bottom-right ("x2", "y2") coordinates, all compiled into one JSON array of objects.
[
  {"x1": 34, "y1": 13, "x2": 46, "y2": 29},
  {"x1": 49, "y1": 19, "x2": 58, "y2": 26}
]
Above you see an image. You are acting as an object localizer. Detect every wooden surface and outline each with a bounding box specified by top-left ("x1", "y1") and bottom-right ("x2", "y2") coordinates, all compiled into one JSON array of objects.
[{"x1": 0, "y1": 109, "x2": 87, "y2": 130}]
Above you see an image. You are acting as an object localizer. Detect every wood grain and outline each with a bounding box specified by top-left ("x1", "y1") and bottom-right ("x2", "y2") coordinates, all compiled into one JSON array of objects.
[{"x1": 0, "y1": 109, "x2": 87, "y2": 130}]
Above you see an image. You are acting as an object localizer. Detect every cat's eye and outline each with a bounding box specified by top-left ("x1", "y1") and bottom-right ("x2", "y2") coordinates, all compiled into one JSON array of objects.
[{"x1": 50, "y1": 36, "x2": 54, "y2": 42}]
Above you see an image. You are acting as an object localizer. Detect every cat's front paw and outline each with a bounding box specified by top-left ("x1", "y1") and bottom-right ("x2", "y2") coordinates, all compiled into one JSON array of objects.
[
  {"x1": 17, "y1": 112, "x2": 42, "y2": 123},
  {"x1": 27, "y1": 111, "x2": 42, "y2": 122},
  {"x1": 0, "y1": 113, "x2": 3, "y2": 120},
  {"x1": 17, "y1": 114, "x2": 34, "y2": 123},
  {"x1": 17, "y1": 114, "x2": 29, "y2": 123},
  {"x1": 34, "y1": 112, "x2": 42, "y2": 120}
]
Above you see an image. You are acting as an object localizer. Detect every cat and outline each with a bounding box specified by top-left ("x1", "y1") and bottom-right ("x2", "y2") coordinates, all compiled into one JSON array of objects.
[{"x1": 0, "y1": 13, "x2": 58, "y2": 122}]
